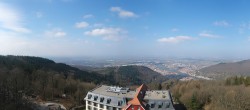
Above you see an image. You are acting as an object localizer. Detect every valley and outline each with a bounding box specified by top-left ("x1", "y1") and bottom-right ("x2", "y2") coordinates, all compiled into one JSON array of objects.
[{"x1": 56, "y1": 57, "x2": 226, "y2": 80}]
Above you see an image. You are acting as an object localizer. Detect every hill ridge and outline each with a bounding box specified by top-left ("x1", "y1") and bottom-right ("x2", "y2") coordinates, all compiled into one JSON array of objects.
[{"x1": 197, "y1": 59, "x2": 250, "y2": 79}]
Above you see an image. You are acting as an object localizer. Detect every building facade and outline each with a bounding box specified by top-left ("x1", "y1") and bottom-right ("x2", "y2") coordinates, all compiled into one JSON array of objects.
[{"x1": 84, "y1": 84, "x2": 175, "y2": 110}]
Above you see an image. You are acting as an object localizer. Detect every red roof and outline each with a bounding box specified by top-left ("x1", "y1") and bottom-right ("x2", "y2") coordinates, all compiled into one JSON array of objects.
[{"x1": 123, "y1": 84, "x2": 148, "y2": 110}]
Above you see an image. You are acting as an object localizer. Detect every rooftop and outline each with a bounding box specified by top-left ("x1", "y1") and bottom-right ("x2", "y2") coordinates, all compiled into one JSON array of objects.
[
  {"x1": 145, "y1": 90, "x2": 171, "y2": 100},
  {"x1": 84, "y1": 85, "x2": 175, "y2": 110},
  {"x1": 89, "y1": 85, "x2": 171, "y2": 100},
  {"x1": 90, "y1": 85, "x2": 135, "y2": 98}
]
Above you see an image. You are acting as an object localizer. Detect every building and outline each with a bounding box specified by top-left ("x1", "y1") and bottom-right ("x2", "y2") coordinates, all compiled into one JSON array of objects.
[{"x1": 84, "y1": 84, "x2": 175, "y2": 110}]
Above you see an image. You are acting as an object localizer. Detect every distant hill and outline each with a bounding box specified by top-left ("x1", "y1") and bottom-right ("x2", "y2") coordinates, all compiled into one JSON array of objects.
[
  {"x1": 92, "y1": 65, "x2": 168, "y2": 86},
  {"x1": 197, "y1": 60, "x2": 250, "y2": 79},
  {"x1": 0, "y1": 55, "x2": 108, "y2": 109},
  {"x1": 0, "y1": 55, "x2": 167, "y2": 85},
  {"x1": 0, "y1": 56, "x2": 167, "y2": 109},
  {"x1": 0, "y1": 55, "x2": 105, "y2": 83}
]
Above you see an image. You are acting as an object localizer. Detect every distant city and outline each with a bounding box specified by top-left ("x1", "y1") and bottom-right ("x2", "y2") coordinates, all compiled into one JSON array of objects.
[{"x1": 52, "y1": 57, "x2": 240, "y2": 81}]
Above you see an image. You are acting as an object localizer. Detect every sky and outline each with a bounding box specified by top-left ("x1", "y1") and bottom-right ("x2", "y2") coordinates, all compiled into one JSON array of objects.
[{"x1": 1, "y1": 0, "x2": 250, "y2": 59}]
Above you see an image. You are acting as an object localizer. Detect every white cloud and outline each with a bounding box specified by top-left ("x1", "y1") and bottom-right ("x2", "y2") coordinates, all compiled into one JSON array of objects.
[
  {"x1": 110, "y1": 7, "x2": 138, "y2": 18},
  {"x1": 83, "y1": 14, "x2": 94, "y2": 19},
  {"x1": 213, "y1": 20, "x2": 229, "y2": 27},
  {"x1": 199, "y1": 31, "x2": 220, "y2": 38},
  {"x1": 36, "y1": 12, "x2": 43, "y2": 18},
  {"x1": 84, "y1": 27, "x2": 126, "y2": 41},
  {"x1": 45, "y1": 28, "x2": 67, "y2": 37},
  {"x1": 157, "y1": 36, "x2": 194, "y2": 43},
  {"x1": 0, "y1": 2, "x2": 30, "y2": 33},
  {"x1": 75, "y1": 21, "x2": 89, "y2": 28},
  {"x1": 0, "y1": 30, "x2": 98, "y2": 57}
]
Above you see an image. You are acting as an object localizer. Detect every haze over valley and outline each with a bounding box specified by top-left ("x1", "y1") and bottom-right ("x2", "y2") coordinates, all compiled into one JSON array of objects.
[{"x1": 54, "y1": 57, "x2": 239, "y2": 80}]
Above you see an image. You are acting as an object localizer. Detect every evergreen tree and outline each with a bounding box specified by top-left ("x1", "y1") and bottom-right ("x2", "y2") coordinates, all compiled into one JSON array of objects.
[
  {"x1": 158, "y1": 83, "x2": 162, "y2": 90},
  {"x1": 191, "y1": 94, "x2": 200, "y2": 110}
]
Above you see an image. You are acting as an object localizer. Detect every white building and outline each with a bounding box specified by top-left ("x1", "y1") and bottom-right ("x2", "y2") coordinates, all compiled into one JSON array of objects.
[{"x1": 84, "y1": 84, "x2": 175, "y2": 110}]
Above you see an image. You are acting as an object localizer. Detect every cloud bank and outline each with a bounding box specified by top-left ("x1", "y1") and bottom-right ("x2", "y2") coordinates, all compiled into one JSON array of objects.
[
  {"x1": 85, "y1": 27, "x2": 126, "y2": 41},
  {"x1": 157, "y1": 36, "x2": 193, "y2": 43},
  {"x1": 0, "y1": 2, "x2": 30, "y2": 33},
  {"x1": 110, "y1": 7, "x2": 138, "y2": 18}
]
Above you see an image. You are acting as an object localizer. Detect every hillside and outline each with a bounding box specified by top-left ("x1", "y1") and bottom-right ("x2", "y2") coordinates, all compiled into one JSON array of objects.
[
  {"x1": 170, "y1": 77, "x2": 250, "y2": 110},
  {"x1": 0, "y1": 55, "x2": 105, "y2": 83},
  {"x1": 0, "y1": 55, "x2": 167, "y2": 109},
  {"x1": 197, "y1": 60, "x2": 250, "y2": 79},
  {"x1": 93, "y1": 65, "x2": 168, "y2": 86},
  {"x1": 0, "y1": 55, "x2": 167, "y2": 86},
  {"x1": 0, "y1": 55, "x2": 104, "y2": 109}
]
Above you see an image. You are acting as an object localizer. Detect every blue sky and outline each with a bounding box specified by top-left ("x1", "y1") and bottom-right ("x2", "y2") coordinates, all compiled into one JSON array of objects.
[{"x1": 1, "y1": 0, "x2": 250, "y2": 59}]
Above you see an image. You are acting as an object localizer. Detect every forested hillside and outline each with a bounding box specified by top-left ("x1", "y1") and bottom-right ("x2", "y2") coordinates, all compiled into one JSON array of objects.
[
  {"x1": 0, "y1": 55, "x2": 107, "y2": 83},
  {"x1": 0, "y1": 55, "x2": 104, "y2": 109},
  {"x1": 89, "y1": 65, "x2": 168, "y2": 86},
  {"x1": 197, "y1": 60, "x2": 250, "y2": 79},
  {"x1": 169, "y1": 76, "x2": 250, "y2": 110},
  {"x1": 0, "y1": 55, "x2": 167, "y2": 109}
]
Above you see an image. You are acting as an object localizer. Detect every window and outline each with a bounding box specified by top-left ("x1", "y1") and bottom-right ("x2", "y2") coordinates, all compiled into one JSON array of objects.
[
  {"x1": 132, "y1": 106, "x2": 134, "y2": 110},
  {"x1": 93, "y1": 103, "x2": 97, "y2": 107},
  {"x1": 94, "y1": 108, "x2": 97, "y2": 110},
  {"x1": 166, "y1": 102, "x2": 170, "y2": 108},
  {"x1": 100, "y1": 104, "x2": 104, "y2": 108},
  {"x1": 94, "y1": 96, "x2": 98, "y2": 101},
  {"x1": 88, "y1": 106, "x2": 91, "y2": 110},
  {"x1": 100, "y1": 97, "x2": 104, "y2": 102},
  {"x1": 88, "y1": 94, "x2": 92, "y2": 99},
  {"x1": 158, "y1": 103, "x2": 163, "y2": 108},
  {"x1": 107, "y1": 98, "x2": 111, "y2": 104},
  {"x1": 138, "y1": 107, "x2": 141, "y2": 110},
  {"x1": 151, "y1": 104, "x2": 155, "y2": 108},
  {"x1": 158, "y1": 105, "x2": 162, "y2": 108},
  {"x1": 107, "y1": 106, "x2": 113, "y2": 110},
  {"x1": 118, "y1": 101, "x2": 123, "y2": 106},
  {"x1": 113, "y1": 107, "x2": 116, "y2": 110}
]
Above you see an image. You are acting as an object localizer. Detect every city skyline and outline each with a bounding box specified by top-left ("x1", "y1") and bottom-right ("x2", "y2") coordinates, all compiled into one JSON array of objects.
[{"x1": 1, "y1": 0, "x2": 250, "y2": 59}]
